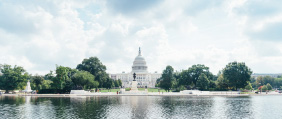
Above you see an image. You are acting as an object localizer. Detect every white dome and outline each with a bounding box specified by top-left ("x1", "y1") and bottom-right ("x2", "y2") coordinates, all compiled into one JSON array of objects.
[
  {"x1": 134, "y1": 55, "x2": 145, "y2": 61},
  {"x1": 132, "y1": 47, "x2": 148, "y2": 73}
]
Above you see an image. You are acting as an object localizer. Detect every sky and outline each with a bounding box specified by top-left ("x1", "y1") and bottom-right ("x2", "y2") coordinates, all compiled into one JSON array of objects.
[{"x1": 0, "y1": 0, "x2": 282, "y2": 75}]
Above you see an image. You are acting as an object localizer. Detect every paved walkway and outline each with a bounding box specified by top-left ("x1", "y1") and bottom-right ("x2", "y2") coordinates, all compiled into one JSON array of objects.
[{"x1": 1, "y1": 91, "x2": 281, "y2": 97}]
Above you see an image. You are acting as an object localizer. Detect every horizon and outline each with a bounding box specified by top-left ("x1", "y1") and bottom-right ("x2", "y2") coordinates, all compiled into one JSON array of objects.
[{"x1": 1, "y1": 0, "x2": 282, "y2": 75}]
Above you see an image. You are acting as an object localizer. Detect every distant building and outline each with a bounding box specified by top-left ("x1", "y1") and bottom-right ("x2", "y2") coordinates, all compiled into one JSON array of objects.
[
  {"x1": 110, "y1": 47, "x2": 161, "y2": 88},
  {"x1": 251, "y1": 73, "x2": 282, "y2": 79}
]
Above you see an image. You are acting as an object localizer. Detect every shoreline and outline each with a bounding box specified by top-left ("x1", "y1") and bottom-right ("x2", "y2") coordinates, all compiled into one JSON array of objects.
[{"x1": 1, "y1": 93, "x2": 281, "y2": 97}]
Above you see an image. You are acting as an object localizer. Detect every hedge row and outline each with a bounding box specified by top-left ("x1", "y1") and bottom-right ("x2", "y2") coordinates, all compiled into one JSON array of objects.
[{"x1": 38, "y1": 89, "x2": 71, "y2": 94}]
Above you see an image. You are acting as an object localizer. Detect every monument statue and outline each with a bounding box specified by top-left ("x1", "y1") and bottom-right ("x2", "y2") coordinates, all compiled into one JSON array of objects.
[
  {"x1": 131, "y1": 72, "x2": 138, "y2": 91},
  {"x1": 133, "y1": 73, "x2": 136, "y2": 81}
]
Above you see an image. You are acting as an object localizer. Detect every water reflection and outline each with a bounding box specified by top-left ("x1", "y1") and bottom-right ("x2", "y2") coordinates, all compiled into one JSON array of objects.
[
  {"x1": 1, "y1": 95, "x2": 282, "y2": 119},
  {"x1": 225, "y1": 97, "x2": 253, "y2": 119},
  {"x1": 127, "y1": 96, "x2": 151, "y2": 119},
  {"x1": 0, "y1": 96, "x2": 25, "y2": 118},
  {"x1": 71, "y1": 96, "x2": 115, "y2": 118},
  {"x1": 156, "y1": 96, "x2": 214, "y2": 118}
]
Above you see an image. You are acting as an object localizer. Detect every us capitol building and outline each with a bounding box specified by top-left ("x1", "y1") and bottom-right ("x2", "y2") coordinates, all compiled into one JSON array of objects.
[{"x1": 110, "y1": 47, "x2": 161, "y2": 88}]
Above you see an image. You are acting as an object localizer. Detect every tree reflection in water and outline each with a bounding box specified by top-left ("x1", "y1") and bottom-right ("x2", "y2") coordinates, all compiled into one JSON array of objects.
[
  {"x1": 70, "y1": 96, "x2": 119, "y2": 119},
  {"x1": 0, "y1": 96, "x2": 25, "y2": 118},
  {"x1": 225, "y1": 96, "x2": 253, "y2": 119},
  {"x1": 1, "y1": 95, "x2": 282, "y2": 118},
  {"x1": 157, "y1": 96, "x2": 214, "y2": 118}
]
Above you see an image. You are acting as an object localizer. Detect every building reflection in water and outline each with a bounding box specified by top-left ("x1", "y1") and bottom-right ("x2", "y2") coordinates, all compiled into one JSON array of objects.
[
  {"x1": 3, "y1": 95, "x2": 282, "y2": 118},
  {"x1": 122, "y1": 96, "x2": 151, "y2": 119}
]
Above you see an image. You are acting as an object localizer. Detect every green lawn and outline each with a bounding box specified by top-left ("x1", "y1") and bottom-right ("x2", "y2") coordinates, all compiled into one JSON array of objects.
[
  {"x1": 240, "y1": 92, "x2": 255, "y2": 94},
  {"x1": 96, "y1": 88, "x2": 169, "y2": 92},
  {"x1": 99, "y1": 89, "x2": 120, "y2": 92},
  {"x1": 138, "y1": 88, "x2": 168, "y2": 92}
]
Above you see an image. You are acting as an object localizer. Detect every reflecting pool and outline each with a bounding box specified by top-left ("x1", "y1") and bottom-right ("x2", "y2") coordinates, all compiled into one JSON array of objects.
[{"x1": 1, "y1": 95, "x2": 282, "y2": 119}]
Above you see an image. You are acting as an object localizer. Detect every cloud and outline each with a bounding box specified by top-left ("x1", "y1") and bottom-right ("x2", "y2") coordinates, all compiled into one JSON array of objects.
[
  {"x1": 106, "y1": 0, "x2": 162, "y2": 15},
  {"x1": 0, "y1": 2, "x2": 37, "y2": 35},
  {"x1": 232, "y1": 0, "x2": 281, "y2": 17},
  {"x1": 229, "y1": 0, "x2": 282, "y2": 42},
  {"x1": 184, "y1": 0, "x2": 223, "y2": 16},
  {"x1": 247, "y1": 21, "x2": 282, "y2": 41},
  {"x1": 0, "y1": 0, "x2": 282, "y2": 75},
  {"x1": 0, "y1": 0, "x2": 96, "y2": 74}
]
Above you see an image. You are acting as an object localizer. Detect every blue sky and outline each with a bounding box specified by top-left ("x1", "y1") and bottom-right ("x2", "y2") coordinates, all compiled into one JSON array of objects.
[{"x1": 0, "y1": 0, "x2": 282, "y2": 75}]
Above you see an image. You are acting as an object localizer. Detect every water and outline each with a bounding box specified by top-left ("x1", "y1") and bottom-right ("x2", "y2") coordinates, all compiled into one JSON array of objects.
[{"x1": 1, "y1": 95, "x2": 282, "y2": 119}]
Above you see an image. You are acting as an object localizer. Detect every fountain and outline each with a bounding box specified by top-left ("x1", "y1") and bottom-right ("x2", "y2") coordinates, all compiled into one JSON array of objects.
[{"x1": 23, "y1": 80, "x2": 33, "y2": 93}]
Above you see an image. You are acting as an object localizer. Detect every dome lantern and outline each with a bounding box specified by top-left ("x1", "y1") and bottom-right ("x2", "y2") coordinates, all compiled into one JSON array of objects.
[{"x1": 131, "y1": 47, "x2": 148, "y2": 73}]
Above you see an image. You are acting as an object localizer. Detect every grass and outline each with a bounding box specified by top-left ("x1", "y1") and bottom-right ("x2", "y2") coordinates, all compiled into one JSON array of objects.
[
  {"x1": 95, "y1": 88, "x2": 169, "y2": 92},
  {"x1": 125, "y1": 88, "x2": 130, "y2": 91},
  {"x1": 99, "y1": 89, "x2": 120, "y2": 92},
  {"x1": 240, "y1": 92, "x2": 255, "y2": 94},
  {"x1": 138, "y1": 88, "x2": 169, "y2": 92}
]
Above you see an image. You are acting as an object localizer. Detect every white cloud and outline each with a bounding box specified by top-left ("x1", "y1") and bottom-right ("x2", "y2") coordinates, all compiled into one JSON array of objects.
[{"x1": 0, "y1": 0, "x2": 282, "y2": 75}]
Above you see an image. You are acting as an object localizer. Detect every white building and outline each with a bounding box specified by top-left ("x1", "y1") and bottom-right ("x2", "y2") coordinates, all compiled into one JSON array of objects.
[{"x1": 110, "y1": 47, "x2": 161, "y2": 88}]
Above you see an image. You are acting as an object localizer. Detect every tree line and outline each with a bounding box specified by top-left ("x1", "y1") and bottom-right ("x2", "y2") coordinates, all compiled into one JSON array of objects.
[
  {"x1": 156, "y1": 61, "x2": 254, "y2": 92},
  {"x1": 0, "y1": 57, "x2": 122, "y2": 93},
  {"x1": 2, "y1": 57, "x2": 281, "y2": 93},
  {"x1": 250, "y1": 75, "x2": 282, "y2": 92}
]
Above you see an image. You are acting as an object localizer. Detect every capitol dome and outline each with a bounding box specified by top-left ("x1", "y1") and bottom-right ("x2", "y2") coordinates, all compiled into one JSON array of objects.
[{"x1": 132, "y1": 47, "x2": 148, "y2": 73}]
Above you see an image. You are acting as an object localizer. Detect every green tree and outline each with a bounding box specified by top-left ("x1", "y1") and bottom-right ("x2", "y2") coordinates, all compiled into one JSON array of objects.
[
  {"x1": 222, "y1": 61, "x2": 252, "y2": 90},
  {"x1": 245, "y1": 82, "x2": 253, "y2": 91},
  {"x1": 0, "y1": 64, "x2": 29, "y2": 93},
  {"x1": 263, "y1": 76, "x2": 275, "y2": 86},
  {"x1": 209, "y1": 80, "x2": 216, "y2": 89},
  {"x1": 266, "y1": 83, "x2": 272, "y2": 91},
  {"x1": 172, "y1": 72, "x2": 181, "y2": 91},
  {"x1": 256, "y1": 76, "x2": 263, "y2": 87},
  {"x1": 180, "y1": 64, "x2": 213, "y2": 89},
  {"x1": 118, "y1": 79, "x2": 122, "y2": 87},
  {"x1": 189, "y1": 64, "x2": 214, "y2": 85},
  {"x1": 71, "y1": 71, "x2": 98, "y2": 90},
  {"x1": 274, "y1": 78, "x2": 282, "y2": 88},
  {"x1": 32, "y1": 75, "x2": 44, "y2": 90},
  {"x1": 76, "y1": 57, "x2": 108, "y2": 88},
  {"x1": 114, "y1": 80, "x2": 120, "y2": 87},
  {"x1": 262, "y1": 85, "x2": 268, "y2": 92},
  {"x1": 41, "y1": 80, "x2": 53, "y2": 89},
  {"x1": 250, "y1": 77, "x2": 256, "y2": 84},
  {"x1": 51, "y1": 65, "x2": 73, "y2": 90},
  {"x1": 105, "y1": 78, "x2": 114, "y2": 90},
  {"x1": 255, "y1": 76, "x2": 275, "y2": 88},
  {"x1": 216, "y1": 74, "x2": 228, "y2": 90},
  {"x1": 44, "y1": 71, "x2": 55, "y2": 80},
  {"x1": 179, "y1": 70, "x2": 192, "y2": 88},
  {"x1": 86, "y1": 79, "x2": 99, "y2": 89},
  {"x1": 159, "y1": 65, "x2": 174, "y2": 92},
  {"x1": 196, "y1": 73, "x2": 210, "y2": 90}
]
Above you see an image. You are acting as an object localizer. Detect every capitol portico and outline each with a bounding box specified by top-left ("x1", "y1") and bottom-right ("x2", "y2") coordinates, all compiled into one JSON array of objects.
[{"x1": 110, "y1": 47, "x2": 161, "y2": 88}]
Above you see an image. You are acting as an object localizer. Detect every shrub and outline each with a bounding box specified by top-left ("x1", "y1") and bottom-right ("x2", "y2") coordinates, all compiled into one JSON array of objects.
[
  {"x1": 38, "y1": 89, "x2": 71, "y2": 94},
  {"x1": 261, "y1": 85, "x2": 268, "y2": 92},
  {"x1": 266, "y1": 83, "x2": 272, "y2": 90}
]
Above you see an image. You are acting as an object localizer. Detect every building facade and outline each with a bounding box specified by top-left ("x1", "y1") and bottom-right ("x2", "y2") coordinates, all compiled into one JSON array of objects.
[{"x1": 110, "y1": 48, "x2": 161, "y2": 88}]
